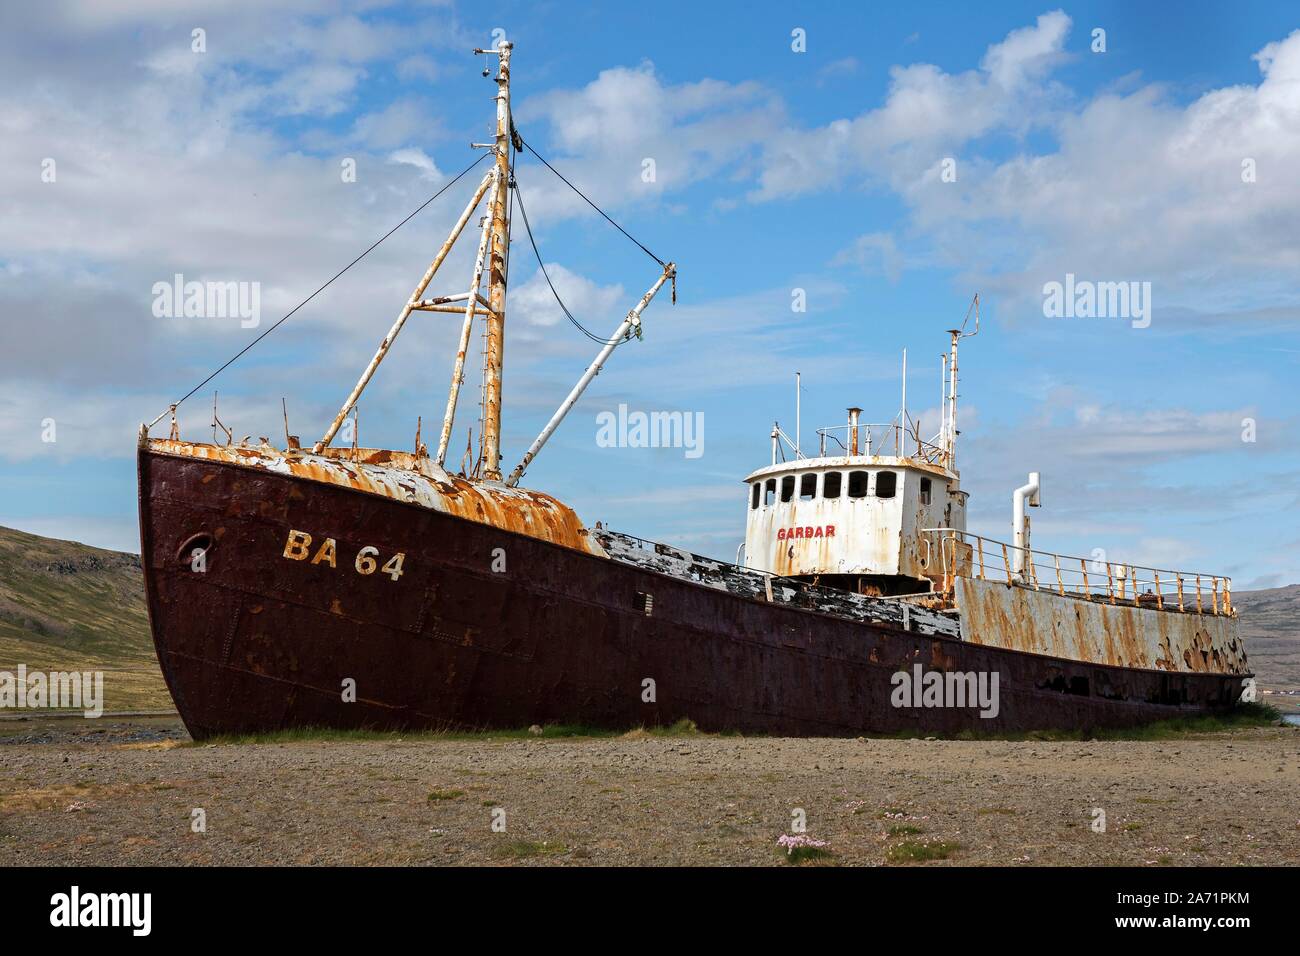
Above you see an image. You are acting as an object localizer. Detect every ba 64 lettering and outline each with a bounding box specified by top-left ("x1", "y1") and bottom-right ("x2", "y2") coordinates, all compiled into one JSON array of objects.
[{"x1": 282, "y1": 529, "x2": 405, "y2": 581}]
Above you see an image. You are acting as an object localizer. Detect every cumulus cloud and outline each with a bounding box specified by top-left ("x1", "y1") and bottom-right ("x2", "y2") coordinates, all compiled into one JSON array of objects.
[
  {"x1": 753, "y1": 11, "x2": 1072, "y2": 201},
  {"x1": 516, "y1": 62, "x2": 781, "y2": 219},
  {"x1": 510, "y1": 265, "x2": 625, "y2": 329},
  {"x1": 747, "y1": 11, "x2": 1300, "y2": 326}
]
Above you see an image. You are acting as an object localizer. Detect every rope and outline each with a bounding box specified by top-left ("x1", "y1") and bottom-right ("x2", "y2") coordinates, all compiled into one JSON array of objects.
[
  {"x1": 517, "y1": 137, "x2": 666, "y2": 268},
  {"x1": 155, "y1": 152, "x2": 490, "y2": 419},
  {"x1": 512, "y1": 173, "x2": 625, "y2": 347}
]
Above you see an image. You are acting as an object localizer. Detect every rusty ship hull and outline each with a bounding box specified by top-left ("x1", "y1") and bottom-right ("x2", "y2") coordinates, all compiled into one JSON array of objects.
[{"x1": 139, "y1": 444, "x2": 1245, "y2": 740}]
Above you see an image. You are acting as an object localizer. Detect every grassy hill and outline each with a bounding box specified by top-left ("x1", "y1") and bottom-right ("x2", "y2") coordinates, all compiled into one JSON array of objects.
[
  {"x1": 0, "y1": 523, "x2": 1297, "y2": 715},
  {"x1": 1233, "y1": 584, "x2": 1300, "y2": 708},
  {"x1": 0, "y1": 525, "x2": 169, "y2": 711}
]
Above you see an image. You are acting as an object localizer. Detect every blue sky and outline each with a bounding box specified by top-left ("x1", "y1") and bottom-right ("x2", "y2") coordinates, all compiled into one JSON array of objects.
[{"x1": 1, "y1": 1, "x2": 1299, "y2": 589}]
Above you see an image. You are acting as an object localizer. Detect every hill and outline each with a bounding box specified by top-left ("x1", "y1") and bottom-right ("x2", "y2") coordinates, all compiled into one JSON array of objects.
[{"x1": 0, "y1": 524, "x2": 168, "y2": 711}]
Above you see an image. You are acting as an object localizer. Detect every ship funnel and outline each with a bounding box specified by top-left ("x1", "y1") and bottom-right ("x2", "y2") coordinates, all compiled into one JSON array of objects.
[{"x1": 847, "y1": 407, "x2": 862, "y2": 456}]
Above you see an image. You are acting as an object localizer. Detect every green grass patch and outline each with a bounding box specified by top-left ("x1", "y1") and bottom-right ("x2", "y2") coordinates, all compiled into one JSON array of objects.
[
  {"x1": 779, "y1": 846, "x2": 835, "y2": 865},
  {"x1": 887, "y1": 824, "x2": 924, "y2": 836},
  {"x1": 180, "y1": 703, "x2": 1284, "y2": 747},
  {"x1": 886, "y1": 840, "x2": 961, "y2": 863},
  {"x1": 186, "y1": 717, "x2": 726, "y2": 746},
  {"x1": 490, "y1": 839, "x2": 567, "y2": 860},
  {"x1": 427, "y1": 788, "x2": 464, "y2": 801},
  {"x1": 875, "y1": 703, "x2": 1283, "y2": 742}
]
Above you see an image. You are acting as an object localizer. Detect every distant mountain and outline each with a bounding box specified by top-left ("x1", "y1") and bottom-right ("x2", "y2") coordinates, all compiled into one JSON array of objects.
[
  {"x1": 0, "y1": 525, "x2": 169, "y2": 711},
  {"x1": 0, "y1": 523, "x2": 1296, "y2": 714},
  {"x1": 1233, "y1": 584, "x2": 1300, "y2": 705}
]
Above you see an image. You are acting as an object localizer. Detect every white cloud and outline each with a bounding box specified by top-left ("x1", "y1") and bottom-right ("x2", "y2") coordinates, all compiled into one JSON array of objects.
[
  {"x1": 749, "y1": 12, "x2": 1300, "y2": 324},
  {"x1": 831, "y1": 232, "x2": 904, "y2": 282},
  {"x1": 509, "y1": 265, "x2": 625, "y2": 329},
  {"x1": 516, "y1": 62, "x2": 780, "y2": 219},
  {"x1": 388, "y1": 147, "x2": 442, "y2": 180},
  {"x1": 753, "y1": 11, "x2": 1072, "y2": 201}
]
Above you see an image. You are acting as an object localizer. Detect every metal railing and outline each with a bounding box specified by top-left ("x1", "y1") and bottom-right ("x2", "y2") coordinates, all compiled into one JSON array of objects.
[
  {"x1": 815, "y1": 418, "x2": 948, "y2": 466},
  {"x1": 922, "y1": 528, "x2": 1233, "y2": 616}
]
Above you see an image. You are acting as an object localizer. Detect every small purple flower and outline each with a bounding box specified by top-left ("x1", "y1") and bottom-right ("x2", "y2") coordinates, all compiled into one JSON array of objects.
[{"x1": 777, "y1": 833, "x2": 830, "y2": 855}]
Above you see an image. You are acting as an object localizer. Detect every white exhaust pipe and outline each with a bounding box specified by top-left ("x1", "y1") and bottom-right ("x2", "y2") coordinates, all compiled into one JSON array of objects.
[{"x1": 1012, "y1": 472, "x2": 1041, "y2": 578}]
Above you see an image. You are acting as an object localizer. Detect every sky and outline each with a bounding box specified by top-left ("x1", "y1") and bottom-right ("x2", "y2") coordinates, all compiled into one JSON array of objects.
[{"x1": 1, "y1": 0, "x2": 1298, "y2": 589}]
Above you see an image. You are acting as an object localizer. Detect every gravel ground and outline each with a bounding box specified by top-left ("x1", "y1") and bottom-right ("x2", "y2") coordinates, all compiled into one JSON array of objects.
[{"x1": 1, "y1": 717, "x2": 1298, "y2": 866}]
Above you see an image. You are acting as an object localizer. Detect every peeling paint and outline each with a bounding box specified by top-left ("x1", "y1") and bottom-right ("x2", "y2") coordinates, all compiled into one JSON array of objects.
[
  {"x1": 146, "y1": 439, "x2": 604, "y2": 556},
  {"x1": 955, "y1": 577, "x2": 1248, "y2": 676}
]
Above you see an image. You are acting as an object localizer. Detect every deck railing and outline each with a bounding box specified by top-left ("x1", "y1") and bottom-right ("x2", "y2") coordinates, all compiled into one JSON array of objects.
[
  {"x1": 921, "y1": 528, "x2": 1232, "y2": 616},
  {"x1": 815, "y1": 419, "x2": 948, "y2": 467}
]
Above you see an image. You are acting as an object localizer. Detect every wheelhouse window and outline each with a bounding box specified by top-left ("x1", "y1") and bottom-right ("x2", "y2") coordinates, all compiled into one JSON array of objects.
[
  {"x1": 919, "y1": 477, "x2": 932, "y2": 505},
  {"x1": 764, "y1": 478, "x2": 776, "y2": 506},
  {"x1": 847, "y1": 470, "x2": 869, "y2": 498},
  {"x1": 799, "y1": 473, "x2": 817, "y2": 500},
  {"x1": 751, "y1": 482, "x2": 761, "y2": 510},
  {"x1": 780, "y1": 475, "x2": 795, "y2": 503},
  {"x1": 876, "y1": 471, "x2": 897, "y2": 499},
  {"x1": 823, "y1": 471, "x2": 842, "y2": 499}
]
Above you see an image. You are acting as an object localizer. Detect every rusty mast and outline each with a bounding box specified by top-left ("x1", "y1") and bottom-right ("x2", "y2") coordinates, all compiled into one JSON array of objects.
[
  {"x1": 480, "y1": 41, "x2": 512, "y2": 480},
  {"x1": 285, "y1": 41, "x2": 673, "y2": 484}
]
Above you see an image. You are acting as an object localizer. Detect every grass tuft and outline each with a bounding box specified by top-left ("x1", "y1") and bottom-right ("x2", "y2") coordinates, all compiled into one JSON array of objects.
[
  {"x1": 886, "y1": 840, "x2": 961, "y2": 863},
  {"x1": 887, "y1": 824, "x2": 924, "y2": 836},
  {"x1": 780, "y1": 846, "x2": 835, "y2": 865}
]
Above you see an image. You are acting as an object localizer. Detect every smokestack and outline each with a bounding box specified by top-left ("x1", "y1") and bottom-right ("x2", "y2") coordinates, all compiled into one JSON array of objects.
[{"x1": 847, "y1": 407, "x2": 862, "y2": 456}]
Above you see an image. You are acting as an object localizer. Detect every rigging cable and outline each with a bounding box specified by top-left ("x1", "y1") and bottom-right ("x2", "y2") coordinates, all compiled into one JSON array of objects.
[
  {"x1": 153, "y1": 151, "x2": 490, "y2": 421},
  {"x1": 511, "y1": 173, "x2": 625, "y2": 347},
  {"x1": 516, "y1": 136, "x2": 666, "y2": 268}
]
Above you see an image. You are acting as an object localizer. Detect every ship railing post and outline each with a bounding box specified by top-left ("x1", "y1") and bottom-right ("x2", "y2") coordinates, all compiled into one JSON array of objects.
[
  {"x1": 1106, "y1": 563, "x2": 1116, "y2": 604},
  {"x1": 1000, "y1": 542, "x2": 1012, "y2": 585},
  {"x1": 947, "y1": 534, "x2": 957, "y2": 595},
  {"x1": 1225, "y1": 578, "x2": 1233, "y2": 615},
  {"x1": 1080, "y1": 558, "x2": 1091, "y2": 601},
  {"x1": 1153, "y1": 570, "x2": 1163, "y2": 609},
  {"x1": 1195, "y1": 575, "x2": 1203, "y2": 614},
  {"x1": 976, "y1": 535, "x2": 986, "y2": 581},
  {"x1": 1212, "y1": 577, "x2": 1220, "y2": 615},
  {"x1": 1176, "y1": 574, "x2": 1185, "y2": 611},
  {"x1": 1054, "y1": 553, "x2": 1064, "y2": 596},
  {"x1": 1129, "y1": 566, "x2": 1138, "y2": 607}
]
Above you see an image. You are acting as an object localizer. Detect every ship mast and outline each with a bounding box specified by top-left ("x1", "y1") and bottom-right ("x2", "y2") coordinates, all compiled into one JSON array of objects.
[
  {"x1": 309, "y1": 39, "x2": 673, "y2": 484},
  {"x1": 480, "y1": 41, "x2": 513, "y2": 480}
]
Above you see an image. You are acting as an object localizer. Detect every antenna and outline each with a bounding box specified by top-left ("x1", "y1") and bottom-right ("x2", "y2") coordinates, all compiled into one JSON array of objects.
[
  {"x1": 795, "y1": 371, "x2": 802, "y2": 460},
  {"x1": 945, "y1": 293, "x2": 980, "y2": 469},
  {"x1": 899, "y1": 348, "x2": 907, "y2": 456}
]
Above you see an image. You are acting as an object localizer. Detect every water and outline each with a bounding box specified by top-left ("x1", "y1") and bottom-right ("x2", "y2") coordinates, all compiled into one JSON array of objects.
[{"x1": 1283, "y1": 714, "x2": 1300, "y2": 727}]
